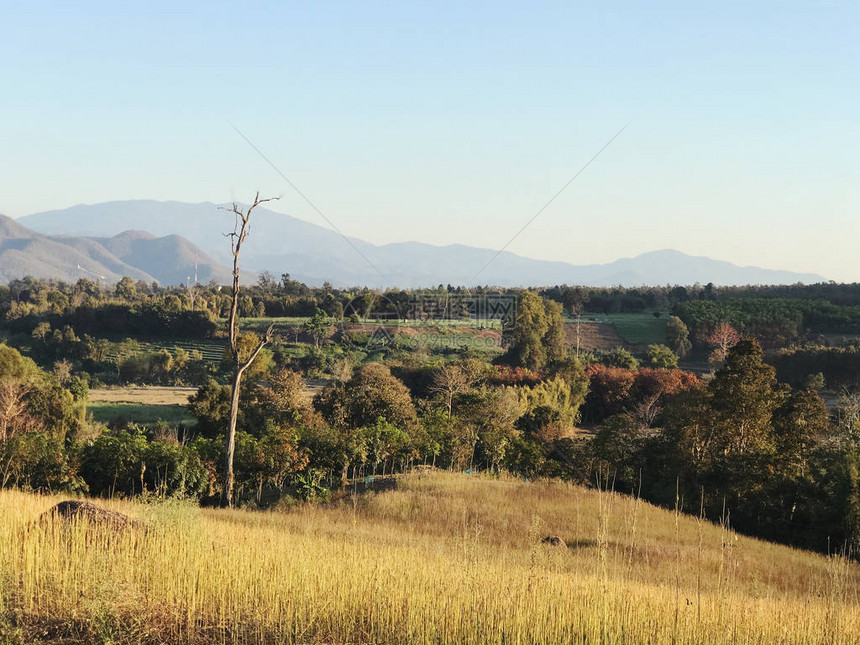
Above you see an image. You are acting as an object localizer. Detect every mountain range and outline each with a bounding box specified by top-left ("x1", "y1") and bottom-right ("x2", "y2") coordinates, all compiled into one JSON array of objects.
[
  {"x1": 0, "y1": 212, "x2": 230, "y2": 285},
  {"x1": 6, "y1": 200, "x2": 826, "y2": 288}
]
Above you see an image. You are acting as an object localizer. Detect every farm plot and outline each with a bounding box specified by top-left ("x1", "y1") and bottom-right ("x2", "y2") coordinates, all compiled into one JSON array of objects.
[
  {"x1": 580, "y1": 313, "x2": 668, "y2": 345},
  {"x1": 88, "y1": 386, "x2": 197, "y2": 427}
]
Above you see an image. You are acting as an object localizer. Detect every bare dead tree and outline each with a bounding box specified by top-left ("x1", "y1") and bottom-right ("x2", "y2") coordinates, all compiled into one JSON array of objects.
[
  {"x1": 429, "y1": 362, "x2": 483, "y2": 429},
  {"x1": 221, "y1": 192, "x2": 278, "y2": 508},
  {"x1": 633, "y1": 393, "x2": 663, "y2": 431}
]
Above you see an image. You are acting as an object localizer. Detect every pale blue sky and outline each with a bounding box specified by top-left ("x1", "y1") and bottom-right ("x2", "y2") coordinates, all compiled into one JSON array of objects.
[{"x1": 2, "y1": 1, "x2": 858, "y2": 280}]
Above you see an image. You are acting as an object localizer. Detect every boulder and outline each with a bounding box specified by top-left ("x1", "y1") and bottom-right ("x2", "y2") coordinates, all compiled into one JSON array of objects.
[{"x1": 39, "y1": 500, "x2": 142, "y2": 531}]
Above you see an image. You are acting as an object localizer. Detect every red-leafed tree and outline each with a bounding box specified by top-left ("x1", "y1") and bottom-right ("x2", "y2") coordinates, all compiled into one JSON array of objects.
[
  {"x1": 632, "y1": 368, "x2": 700, "y2": 401},
  {"x1": 584, "y1": 365, "x2": 637, "y2": 422},
  {"x1": 631, "y1": 368, "x2": 701, "y2": 428}
]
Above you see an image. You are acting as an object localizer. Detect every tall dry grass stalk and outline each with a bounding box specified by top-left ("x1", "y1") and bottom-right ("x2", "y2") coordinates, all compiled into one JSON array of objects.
[{"x1": 1, "y1": 472, "x2": 859, "y2": 644}]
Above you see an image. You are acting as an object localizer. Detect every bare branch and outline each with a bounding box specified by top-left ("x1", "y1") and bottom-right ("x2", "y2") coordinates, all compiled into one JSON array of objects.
[{"x1": 220, "y1": 194, "x2": 278, "y2": 508}]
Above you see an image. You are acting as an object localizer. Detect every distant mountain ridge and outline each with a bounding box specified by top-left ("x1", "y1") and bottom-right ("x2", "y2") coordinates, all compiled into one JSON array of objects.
[
  {"x1": 0, "y1": 213, "x2": 230, "y2": 285},
  {"x1": 15, "y1": 201, "x2": 826, "y2": 287}
]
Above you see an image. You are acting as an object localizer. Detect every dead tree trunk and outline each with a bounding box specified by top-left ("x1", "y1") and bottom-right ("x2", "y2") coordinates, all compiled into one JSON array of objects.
[{"x1": 221, "y1": 192, "x2": 277, "y2": 508}]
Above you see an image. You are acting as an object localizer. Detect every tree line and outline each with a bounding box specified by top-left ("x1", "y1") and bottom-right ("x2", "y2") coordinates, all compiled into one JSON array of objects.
[{"x1": 2, "y1": 286, "x2": 859, "y2": 554}]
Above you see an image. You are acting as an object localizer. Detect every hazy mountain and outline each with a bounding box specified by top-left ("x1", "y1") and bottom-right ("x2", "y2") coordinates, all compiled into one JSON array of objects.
[
  {"x1": 0, "y1": 213, "x2": 230, "y2": 285},
  {"x1": 91, "y1": 231, "x2": 232, "y2": 285},
  {"x1": 17, "y1": 201, "x2": 826, "y2": 287}
]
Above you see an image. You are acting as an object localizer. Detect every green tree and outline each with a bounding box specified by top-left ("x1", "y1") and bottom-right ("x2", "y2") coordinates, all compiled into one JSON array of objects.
[
  {"x1": 304, "y1": 308, "x2": 332, "y2": 348},
  {"x1": 505, "y1": 292, "x2": 566, "y2": 371},
  {"x1": 516, "y1": 376, "x2": 584, "y2": 437},
  {"x1": 543, "y1": 299, "x2": 566, "y2": 365},
  {"x1": 601, "y1": 347, "x2": 640, "y2": 370},
  {"x1": 645, "y1": 344, "x2": 679, "y2": 369},
  {"x1": 255, "y1": 368, "x2": 322, "y2": 428},
  {"x1": 666, "y1": 315, "x2": 692, "y2": 357},
  {"x1": 593, "y1": 413, "x2": 640, "y2": 483},
  {"x1": 362, "y1": 418, "x2": 409, "y2": 474},
  {"x1": 316, "y1": 363, "x2": 417, "y2": 431},
  {"x1": 459, "y1": 387, "x2": 521, "y2": 471},
  {"x1": 549, "y1": 355, "x2": 590, "y2": 411},
  {"x1": 188, "y1": 380, "x2": 232, "y2": 439},
  {"x1": 772, "y1": 387, "x2": 830, "y2": 478},
  {"x1": 80, "y1": 426, "x2": 208, "y2": 498},
  {"x1": 234, "y1": 423, "x2": 308, "y2": 503},
  {"x1": 708, "y1": 339, "x2": 784, "y2": 458},
  {"x1": 506, "y1": 291, "x2": 547, "y2": 370},
  {"x1": 115, "y1": 276, "x2": 137, "y2": 300}
]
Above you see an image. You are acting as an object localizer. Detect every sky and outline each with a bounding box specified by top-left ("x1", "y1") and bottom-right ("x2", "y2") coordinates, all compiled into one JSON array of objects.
[{"x1": 2, "y1": 1, "x2": 858, "y2": 281}]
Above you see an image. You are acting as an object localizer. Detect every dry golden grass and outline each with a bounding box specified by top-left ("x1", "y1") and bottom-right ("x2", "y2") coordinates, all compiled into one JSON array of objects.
[
  {"x1": 2, "y1": 472, "x2": 859, "y2": 644},
  {"x1": 88, "y1": 386, "x2": 197, "y2": 405}
]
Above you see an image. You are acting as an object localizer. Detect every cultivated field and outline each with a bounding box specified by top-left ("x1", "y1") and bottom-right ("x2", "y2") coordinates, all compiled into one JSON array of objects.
[
  {"x1": 2, "y1": 472, "x2": 858, "y2": 644},
  {"x1": 105, "y1": 340, "x2": 227, "y2": 364},
  {"x1": 88, "y1": 387, "x2": 197, "y2": 427},
  {"x1": 564, "y1": 321, "x2": 624, "y2": 352},
  {"x1": 580, "y1": 313, "x2": 669, "y2": 345}
]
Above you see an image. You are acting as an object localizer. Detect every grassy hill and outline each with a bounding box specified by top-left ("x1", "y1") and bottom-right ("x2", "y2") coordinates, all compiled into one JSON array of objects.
[{"x1": 2, "y1": 472, "x2": 858, "y2": 644}]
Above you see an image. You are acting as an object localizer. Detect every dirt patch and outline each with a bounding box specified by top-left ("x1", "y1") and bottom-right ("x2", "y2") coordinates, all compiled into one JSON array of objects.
[
  {"x1": 564, "y1": 321, "x2": 624, "y2": 352},
  {"x1": 305, "y1": 379, "x2": 331, "y2": 397}
]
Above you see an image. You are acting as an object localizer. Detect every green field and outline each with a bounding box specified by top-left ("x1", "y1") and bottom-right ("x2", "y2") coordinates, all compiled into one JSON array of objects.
[
  {"x1": 88, "y1": 401, "x2": 195, "y2": 427},
  {"x1": 579, "y1": 313, "x2": 668, "y2": 345}
]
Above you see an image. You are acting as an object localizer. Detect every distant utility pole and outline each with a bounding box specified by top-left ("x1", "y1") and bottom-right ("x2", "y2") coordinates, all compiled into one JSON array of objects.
[
  {"x1": 187, "y1": 256, "x2": 199, "y2": 312},
  {"x1": 221, "y1": 192, "x2": 278, "y2": 508}
]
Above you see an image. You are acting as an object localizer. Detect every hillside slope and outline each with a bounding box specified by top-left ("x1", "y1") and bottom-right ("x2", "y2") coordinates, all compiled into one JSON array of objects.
[
  {"x1": 92, "y1": 230, "x2": 231, "y2": 285},
  {"x1": 0, "y1": 213, "x2": 154, "y2": 283},
  {"x1": 0, "y1": 213, "x2": 230, "y2": 285},
  {"x1": 3, "y1": 472, "x2": 857, "y2": 644}
]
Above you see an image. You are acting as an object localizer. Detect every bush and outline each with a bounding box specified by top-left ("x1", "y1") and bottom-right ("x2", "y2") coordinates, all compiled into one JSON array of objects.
[{"x1": 80, "y1": 426, "x2": 209, "y2": 498}]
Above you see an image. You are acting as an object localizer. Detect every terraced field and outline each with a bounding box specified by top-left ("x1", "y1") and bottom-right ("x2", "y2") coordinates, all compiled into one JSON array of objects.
[{"x1": 104, "y1": 339, "x2": 227, "y2": 363}]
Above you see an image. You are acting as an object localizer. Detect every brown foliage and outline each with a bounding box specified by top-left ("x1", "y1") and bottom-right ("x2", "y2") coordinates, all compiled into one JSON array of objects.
[
  {"x1": 0, "y1": 380, "x2": 41, "y2": 443},
  {"x1": 584, "y1": 365, "x2": 637, "y2": 421}
]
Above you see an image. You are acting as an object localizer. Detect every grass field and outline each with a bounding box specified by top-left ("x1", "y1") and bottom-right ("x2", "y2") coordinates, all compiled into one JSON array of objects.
[
  {"x1": 2, "y1": 472, "x2": 858, "y2": 644},
  {"x1": 581, "y1": 313, "x2": 669, "y2": 345},
  {"x1": 87, "y1": 401, "x2": 194, "y2": 427},
  {"x1": 89, "y1": 387, "x2": 196, "y2": 405}
]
